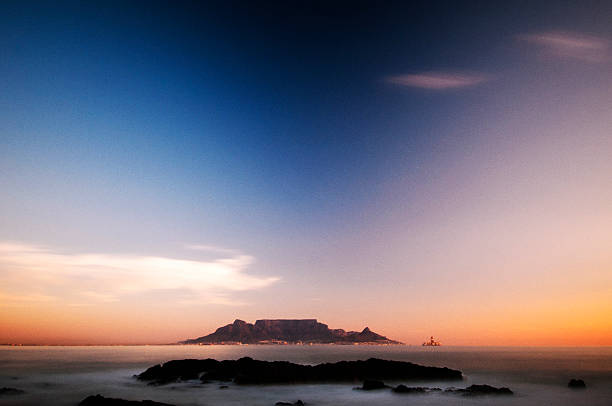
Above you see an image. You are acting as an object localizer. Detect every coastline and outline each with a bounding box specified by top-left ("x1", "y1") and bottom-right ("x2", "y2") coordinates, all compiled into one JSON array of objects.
[{"x1": 3, "y1": 343, "x2": 612, "y2": 348}]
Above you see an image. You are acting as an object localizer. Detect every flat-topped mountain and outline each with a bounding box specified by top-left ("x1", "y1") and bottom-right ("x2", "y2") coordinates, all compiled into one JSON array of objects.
[{"x1": 180, "y1": 319, "x2": 402, "y2": 345}]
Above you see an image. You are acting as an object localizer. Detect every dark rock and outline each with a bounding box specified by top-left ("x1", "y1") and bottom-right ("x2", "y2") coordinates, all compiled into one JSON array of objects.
[
  {"x1": 78, "y1": 394, "x2": 175, "y2": 406},
  {"x1": 139, "y1": 358, "x2": 216, "y2": 384},
  {"x1": 137, "y1": 357, "x2": 462, "y2": 385},
  {"x1": 445, "y1": 384, "x2": 513, "y2": 396},
  {"x1": 393, "y1": 385, "x2": 509, "y2": 396},
  {"x1": 361, "y1": 380, "x2": 388, "y2": 390},
  {"x1": 218, "y1": 385, "x2": 229, "y2": 389},
  {"x1": 0, "y1": 387, "x2": 25, "y2": 396},
  {"x1": 466, "y1": 384, "x2": 513, "y2": 395},
  {"x1": 393, "y1": 385, "x2": 431, "y2": 393},
  {"x1": 568, "y1": 379, "x2": 586, "y2": 389},
  {"x1": 275, "y1": 401, "x2": 304, "y2": 406},
  {"x1": 180, "y1": 319, "x2": 402, "y2": 344}
]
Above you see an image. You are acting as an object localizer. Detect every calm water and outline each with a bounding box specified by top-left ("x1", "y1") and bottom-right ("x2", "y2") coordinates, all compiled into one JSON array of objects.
[{"x1": 1, "y1": 345, "x2": 611, "y2": 405}]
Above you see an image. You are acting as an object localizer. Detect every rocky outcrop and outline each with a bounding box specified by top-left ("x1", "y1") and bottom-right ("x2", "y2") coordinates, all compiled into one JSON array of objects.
[
  {"x1": 137, "y1": 357, "x2": 462, "y2": 385},
  {"x1": 78, "y1": 395, "x2": 175, "y2": 406},
  {"x1": 393, "y1": 385, "x2": 440, "y2": 393},
  {"x1": 390, "y1": 384, "x2": 512, "y2": 396},
  {"x1": 359, "y1": 380, "x2": 388, "y2": 390},
  {"x1": 445, "y1": 384, "x2": 513, "y2": 396},
  {"x1": 180, "y1": 319, "x2": 401, "y2": 344},
  {"x1": 568, "y1": 379, "x2": 586, "y2": 388},
  {"x1": 0, "y1": 387, "x2": 25, "y2": 396}
]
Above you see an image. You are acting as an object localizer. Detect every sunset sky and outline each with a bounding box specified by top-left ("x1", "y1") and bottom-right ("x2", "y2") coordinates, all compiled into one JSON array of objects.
[{"x1": 1, "y1": 1, "x2": 611, "y2": 345}]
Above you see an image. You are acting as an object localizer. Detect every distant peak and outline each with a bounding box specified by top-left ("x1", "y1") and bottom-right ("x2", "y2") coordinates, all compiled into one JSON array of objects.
[
  {"x1": 233, "y1": 319, "x2": 247, "y2": 325},
  {"x1": 361, "y1": 327, "x2": 371, "y2": 333}
]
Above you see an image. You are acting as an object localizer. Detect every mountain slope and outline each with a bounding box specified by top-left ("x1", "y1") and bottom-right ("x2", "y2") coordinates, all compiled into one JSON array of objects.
[{"x1": 181, "y1": 319, "x2": 401, "y2": 344}]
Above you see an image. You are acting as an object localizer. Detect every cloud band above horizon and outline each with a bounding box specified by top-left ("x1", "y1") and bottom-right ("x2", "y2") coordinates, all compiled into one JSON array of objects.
[{"x1": 0, "y1": 242, "x2": 280, "y2": 307}]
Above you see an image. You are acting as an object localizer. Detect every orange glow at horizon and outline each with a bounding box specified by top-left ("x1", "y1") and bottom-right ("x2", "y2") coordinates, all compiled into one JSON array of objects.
[{"x1": 2, "y1": 289, "x2": 610, "y2": 346}]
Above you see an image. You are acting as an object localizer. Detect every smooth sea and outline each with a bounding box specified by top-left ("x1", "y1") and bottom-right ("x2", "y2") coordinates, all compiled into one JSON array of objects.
[{"x1": 1, "y1": 345, "x2": 611, "y2": 405}]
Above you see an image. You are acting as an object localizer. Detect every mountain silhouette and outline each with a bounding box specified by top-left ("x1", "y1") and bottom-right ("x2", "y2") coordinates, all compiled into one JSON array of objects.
[{"x1": 181, "y1": 319, "x2": 401, "y2": 344}]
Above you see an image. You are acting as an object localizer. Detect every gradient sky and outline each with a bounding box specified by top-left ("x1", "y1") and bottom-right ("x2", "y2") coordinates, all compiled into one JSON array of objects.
[{"x1": 1, "y1": 0, "x2": 611, "y2": 345}]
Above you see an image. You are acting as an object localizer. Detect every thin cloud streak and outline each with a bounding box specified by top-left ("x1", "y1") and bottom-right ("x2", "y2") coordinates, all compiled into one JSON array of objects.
[
  {"x1": 386, "y1": 72, "x2": 488, "y2": 90},
  {"x1": 520, "y1": 31, "x2": 610, "y2": 62},
  {"x1": 184, "y1": 244, "x2": 241, "y2": 256},
  {"x1": 0, "y1": 242, "x2": 279, "y2": 306}
]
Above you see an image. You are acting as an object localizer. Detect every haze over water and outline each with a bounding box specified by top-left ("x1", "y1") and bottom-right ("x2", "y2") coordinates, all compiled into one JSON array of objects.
[{"x1": 1, "y1": 345, "x2": 611, "y2": 405}]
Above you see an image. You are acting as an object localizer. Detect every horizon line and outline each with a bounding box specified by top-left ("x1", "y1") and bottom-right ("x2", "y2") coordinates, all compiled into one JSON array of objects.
[{"x1": 3, "y1": 343, "x2": 612, "y2": 348}]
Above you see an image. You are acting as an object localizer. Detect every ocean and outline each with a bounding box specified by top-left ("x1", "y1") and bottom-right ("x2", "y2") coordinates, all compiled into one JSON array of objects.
[{"x1": 1, "y1": 345, "x2": 611, "y2": 405}]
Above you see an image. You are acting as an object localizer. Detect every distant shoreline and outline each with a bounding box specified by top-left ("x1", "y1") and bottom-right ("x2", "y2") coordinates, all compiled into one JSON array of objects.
[
  {"x1": 3, "y1": 343, "x2": 612, "y2": 348},
  {"x1": 0, "y1": 342, "x2": 406, "y2": 347}
]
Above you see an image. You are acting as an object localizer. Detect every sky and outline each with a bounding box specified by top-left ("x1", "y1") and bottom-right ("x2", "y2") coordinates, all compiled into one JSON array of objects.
[{"x1": 1, "y1": 0, "x2": 611, "y2": 345}]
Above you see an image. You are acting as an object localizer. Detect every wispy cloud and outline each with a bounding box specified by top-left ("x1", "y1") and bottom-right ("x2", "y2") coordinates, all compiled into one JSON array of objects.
[
  {"x1": 184, "y1": 244, "x2": 241, "y2": 256},
  {"x1": 0, "y1": 242, "x2": 279, "y2": 307},
  {"x1": 519, "y1": 31, "x2": 610, "y2": 62},
  {"x1": 386, "y1": 72, "x2": 489, "y2": 90}
]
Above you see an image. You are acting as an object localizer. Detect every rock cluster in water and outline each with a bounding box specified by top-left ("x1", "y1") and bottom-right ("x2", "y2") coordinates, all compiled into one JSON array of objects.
[
  {"x1": 360, "y1": 382, "x2": 513, "y2": 396},
  {"x1": 568, "y1": 378, "x2": 586, "y2": 388},
  {"x1": 137, "y1": 357, "x2": 462, "y2": 385},
  {"x1": 393, "y1": 384, "x2": 439, "y2": 393},
  {"x1": 0, "y1": 387, "x2": 25, "y2": 396},
  {"x1": 359, "y1": 379, "x2": 389, "y2": 390},
  {"x1": 78, "y1": 395, "x2": 174, "y2": 405},
  {"x1": 444, "y1": 384, "x2": 514, "y2": 396}
]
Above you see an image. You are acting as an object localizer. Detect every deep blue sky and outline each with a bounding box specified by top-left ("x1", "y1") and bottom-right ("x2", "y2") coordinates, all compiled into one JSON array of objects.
[{"x1": 1, "y1": 1, "x2": 612, "y2": 344}]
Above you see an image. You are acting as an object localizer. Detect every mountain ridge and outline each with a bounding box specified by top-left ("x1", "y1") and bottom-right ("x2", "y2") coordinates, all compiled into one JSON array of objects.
[{"x1": 180, "y1": 319, "x2": 402, "y2": 345}]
